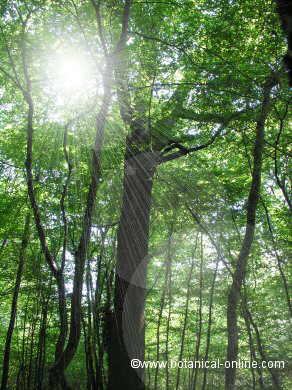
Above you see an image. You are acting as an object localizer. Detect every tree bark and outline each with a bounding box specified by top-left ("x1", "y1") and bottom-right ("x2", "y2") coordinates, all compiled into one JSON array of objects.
[
  {"x1": 243, "y1": 300, "x2": 282, "y2": 389},
  {"x1": 49, "y1": 80, "x2": 112, "y2": 389},
  {"x1": 0, "y1": 213, "x2": 30, "y2": 390},
  {"x1": 36, "y1": 288, "x2": 51, "y2": 390},
  {"x1": 165, "y1": 228, "x2": 174, "y2": 390},
  {"x1": 49, "y1": 2, "x2": 131, "y2": 386},
  {"x1": 241, "y1": 300, "x2": 266, "y2": 390},
  {"x1": 262, "y1": 200, "x2": 292, "y2": 317},
  {"x1": 176, "y1": 242, "x2": 196, "y2": 390},
  {"x1": 108, "y1": 148, "x2": 157, "y2": 390},
  {"x1": 202, "y1": 257, "x2": 219, "y2": 390},
  {"x1": 154, "y1": 227, "x2": 174, "y2": 390},
  {"x1": 191, "y1": 235, "x2": 203, "y2": 390},
  {"x1": 225, "y1": 77, "x2": 275, "y2": 390}
]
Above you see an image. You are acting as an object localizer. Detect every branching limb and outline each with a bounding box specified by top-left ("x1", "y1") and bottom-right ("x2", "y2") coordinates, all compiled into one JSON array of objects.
[
  {"x1": 90, "y1": 0, "x2": 108, "y2": 55},
  {"x1": 60, "y1": 124, "x2": 73, "y2": 273},
  {"x1": 273, "y1": 105, "x2": 291, "y2": 212},
  {"x1": 158, "y1": 123, "x2": 225, "y2": 164},
  {"x1": 17, "y1": 29, "x2": 59, "y2": 277}
]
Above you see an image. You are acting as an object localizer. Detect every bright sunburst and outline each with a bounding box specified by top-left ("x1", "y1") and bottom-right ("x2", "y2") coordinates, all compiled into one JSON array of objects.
[
  {"x1": 44, "y1": 46, "x2": 97, "y2": 107},
  {"x1": 54, "y1": 53, "x2": 90, "y2": 92}
]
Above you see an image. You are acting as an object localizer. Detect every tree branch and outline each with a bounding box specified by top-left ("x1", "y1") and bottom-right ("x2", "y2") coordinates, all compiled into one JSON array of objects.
[
  {"x1": 20, "y1": 34, "x2": 58, "y2": 277},
  {"x1": 225, "y1": 74, "x2": 275, "y2": 390},
  {"x1": 158, "y1": 123, "x2": 225, "y2": 164},
  {"x1": 90, "y1": 0, "x2": 108, "y2": 55},
  {"x1": 114, "y1": 0, "x2": 132, "y2": 54}
]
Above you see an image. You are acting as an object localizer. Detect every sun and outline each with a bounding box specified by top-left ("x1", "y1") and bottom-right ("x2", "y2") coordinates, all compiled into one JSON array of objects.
[
  {"x1": 45, "y1": 46, "x2": 97, "y2": 105},
  {"x1": 55, "y1": 54, "x2": 90, "y2": 92}
]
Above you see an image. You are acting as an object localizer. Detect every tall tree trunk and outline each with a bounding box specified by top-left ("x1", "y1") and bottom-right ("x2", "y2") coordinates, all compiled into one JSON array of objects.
[
  {"x1": 48, "y1": 57, "x2": 113, "y2": 390},
  {"x1": 241, "y1": 301, "x2": 266, "y2": 390},
  {"x1": 273, "y1": 105, "x2": 292, "y2": 212},
  {"x1": 262, "y1": 201, "x2": 292, "y2": 317},
  {"x1": 82, "y1": 311, "x2": 96, "y2": 390},
  {"x1": 191, "y1": 235, "x2": 203, "y2": 390},
  {"x1": 108, "y1": 149, "x2": 157, "y2": 390},
  {"x1": 202, "y1": 257, "x2": 219, "y2": 390},
  {"x1": 49, "y1": 2, "x2": 131, "y2": 386},
  {"x1": 26, "y1": 303, "x2": 38, "y2": 390},
  {"x1": 0, "y1": 214, "x2": 30, "y2": 390},
  {"x1": 165, "y1": 233, "x2": 174, "y2": 390},
  {"x1": 84, "y1": 258, "x2": 97, "y2": 389},
  {"x1": 243, "y1": 300, "x2": 282, "y2": 389},
  {"x1": 154, "y1": 227, "x2": 174, "y2": 390},
  {"x1": 36, "y1": 289, "x2": 51, "y2": 390},
  {"x1": 225, "y1": 77, "x2": 275, "y2": 390},
  {"x1": 176, "y1": 242, "x2": 196, "y2": 390},
  {"x1": 16, "y1": 292, "x2": 31, "y2": 390}
]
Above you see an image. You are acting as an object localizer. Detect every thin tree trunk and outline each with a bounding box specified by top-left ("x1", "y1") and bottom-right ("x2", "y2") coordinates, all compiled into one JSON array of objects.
[
  {"x1": 82, "y1": 311, "x2": 96, "y2": 390},
  {"x1": 261, "y1": 200, "x2": 292, "y2": 317},
  {"x1": 14, "y1": 5, "x2": 130, "y2": 389},
  {"x1": 225, "y1": 77, "x2": 275, "y2": 390},
  {"x1": 94, "y1": 229, "x2": 112, "y2": 390},
  {"x1": 202, "y1": 257, "x2": 219, "y2": 390},
  {"x1": 36, "y1": 289, "x2": 51, "y2": 390},
  {"x1": 0, "y1": 214, "x2": 30, "y2": 390},
  {"x1": 191, "y1": 235, "x2": 203, "y2": 390},
  {"x1": 49, "y1": 4, "x2": 131, "y2": 387},
  {"x1": 176, "y1": 242, "x2": 197, "y2": 390},
  {"x1": 154, "y1": 227, "x2": 174, "y2": 390},
  {"x1": 26, "y1": 303, "x2": 38, "y2": 390},
  {"x1": 20, "y1": 36, "x2": 69, "y2": 390},
  {"x1": 241, "y1": 301, "x2": 266, "y2": 390},
  {"x1": 165, "y1": 235, "x2": 173, "y2": 390},
  {"x1": 273, "y1": 105, "x2": 291, "y2": 212},
  {"x1": 16, "y1": 292, "x2": 31, "y2": 390},
  {"x1": 53, "y1": 123, "x2": 72, "y2": 367},
  {"x1": 243, "y1": 300, "x2": 282, "y2": 389},
  {"x1": 85, "y1": 258, "x2": 97, "y2": 389}
]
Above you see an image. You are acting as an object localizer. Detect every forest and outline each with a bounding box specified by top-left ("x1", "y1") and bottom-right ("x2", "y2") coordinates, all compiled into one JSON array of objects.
[{"x1": 0, "y1": 0, "x2": 291, "y2": 389}]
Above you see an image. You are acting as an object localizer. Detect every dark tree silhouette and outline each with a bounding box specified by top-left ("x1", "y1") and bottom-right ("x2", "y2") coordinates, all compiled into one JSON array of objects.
[{"x1": 276, "y1": 0, "x2": 292, "y2": 85}]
